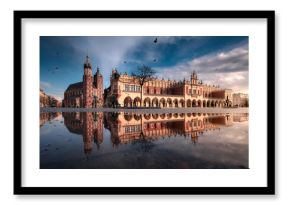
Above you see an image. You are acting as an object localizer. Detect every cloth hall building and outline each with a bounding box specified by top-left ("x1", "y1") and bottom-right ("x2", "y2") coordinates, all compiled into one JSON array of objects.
[{"x1": 105, "y1": 69, "x2": 233, "y2": 108}]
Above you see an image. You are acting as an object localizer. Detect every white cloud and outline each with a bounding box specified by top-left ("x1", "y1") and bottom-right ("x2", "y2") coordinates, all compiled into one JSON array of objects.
[
  {"x1": 40, "y1": 81, "x2": 52, "y2": 89},
  {"x1": 53, "y1": 96, "x2": 63, "y2": 101}
]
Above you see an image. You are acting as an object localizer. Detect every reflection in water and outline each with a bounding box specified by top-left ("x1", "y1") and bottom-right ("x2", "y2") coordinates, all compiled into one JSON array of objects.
[
  {"x1": 63, "y1": 112, "x2": 104, "y2": 155},
  {"x1": 40, "y1": 112, "x2": 61, "y2": 127},
  {"x1": 105, "y1": 112, "x2": 236, "y2": 146},
  {"x1": 40, "y1": 112, "x2": 248, "y2": 169}
]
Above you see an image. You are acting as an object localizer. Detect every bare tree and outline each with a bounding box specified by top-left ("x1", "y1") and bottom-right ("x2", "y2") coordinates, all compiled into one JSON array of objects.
[{"x1": 132, "y1": 65, "x2": 156, "y2": 107}]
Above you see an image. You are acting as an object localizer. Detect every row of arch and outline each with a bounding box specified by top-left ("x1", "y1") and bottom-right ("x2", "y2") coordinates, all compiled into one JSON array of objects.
[
  {"x1": 123, "y1": 97, "x2": 225, "y2": 108},
  {"x1": 123, "y1": 112, "x2": 222, "y2": 121}
]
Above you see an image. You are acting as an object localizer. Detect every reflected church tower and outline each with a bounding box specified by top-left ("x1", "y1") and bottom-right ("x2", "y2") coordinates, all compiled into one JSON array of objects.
[
  {"x1": 82, "y1": 112, "x2": 94, "y2": 154},
  {"x1": 63, "y1": 112, "x2": 104, "y2": 155},
  {"x1": 93, "y1": 112, "x2": 104, "y2": 149}
]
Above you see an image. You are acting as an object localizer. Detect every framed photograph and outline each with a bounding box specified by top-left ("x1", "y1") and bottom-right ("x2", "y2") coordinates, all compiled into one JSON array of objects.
[{"x1": 14, "y1": 10, "x2": 275, "y2": 195}]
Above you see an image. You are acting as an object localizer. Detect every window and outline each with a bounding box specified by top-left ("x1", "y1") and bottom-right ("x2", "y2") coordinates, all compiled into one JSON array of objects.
[
  {"x1": 125, "y1": 84, "x2": 129, "y2": 91},
  {"x1": 124, "y1": 84, "x2": 141, "y2": 92},
  {"x1": 124, "y1": 125, "x2": 141, "y2": 133},
  {"x1": 125, "y1": 126, "x2": 130, "y2": 133}
]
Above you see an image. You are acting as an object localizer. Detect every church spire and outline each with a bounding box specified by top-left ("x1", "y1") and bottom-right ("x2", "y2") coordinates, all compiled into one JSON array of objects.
[{"x1": 84, "y1": 55, "x2": 91, "y2": 68}]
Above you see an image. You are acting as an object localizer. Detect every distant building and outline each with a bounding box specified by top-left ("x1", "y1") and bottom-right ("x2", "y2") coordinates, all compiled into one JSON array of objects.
[
  {"x1": 40, "y1": 89, "x2": 61, "y2": 107},
  {"x1": 63, "y1": 56, "x2": 103, "y2": 108},
  {"x1": 233, "y1": 93, "x2": 249, "y2": 107},
  {"x1": 40, "y1": 89, "x2": 49, "y2": 107},
  {"x1": 105, "y1": 69, "x2": 233, "y2": 108}
]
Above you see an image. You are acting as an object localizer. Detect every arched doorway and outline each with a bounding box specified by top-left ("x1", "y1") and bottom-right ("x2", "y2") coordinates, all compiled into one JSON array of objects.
[
  {"x1": 179, "y1": 99, "x2": 185, "y2": 107},
  {"x1": 152, "y1": 98, "x2": 159, "y2": 107},
  {"x1": 167, "y1": 98, "x2": 172, "y2": 107},
  {"x1": 160, "y1": 98, "x2": 166, "y2": 107},
  {"x1": 215, "y1": 101, "x2": 218, "y2": 107},
  {"x1": 143, "y1": 97, "x2": 151, "y2": 107},
  {"x1": 198, "y1": 100, "x2": 202, "y2": 107},
  {"x1": 133, "y1": 114, "x2": 141, "y2": 121},
  {"x1": 144, "y1": 114, "x2": 151, "y2": 120},
  {"x1": 207, "y1": 100, "x2": 211, "y2": 107},
  {"x1": 133, "y1": 97, "x2": 141, "y2": 107},
  {"x1": 187, "y1": 99, "x2": 191, "y2": 107},
  {"x1": 124, "y1": 113, "x2": 133, "y2": 121},
  {"x1": 152, "y1": 114, "x2": 158, "y2": 119},
  {"x1": 192, "y1": 100, "x2": 197, "y2": 107},
  {"x1": 173, "y1": 99, "x2": 178, "y2": 107},
  {"x1": 203, "y1": 100, "x2": 206, "y2": 107},
  {"x1": 124, "y1": 96, "x2": 132, "y2": 107}
]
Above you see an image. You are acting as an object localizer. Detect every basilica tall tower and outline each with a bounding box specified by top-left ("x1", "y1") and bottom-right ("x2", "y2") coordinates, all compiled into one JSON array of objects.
[
  {"x1": 93, "y1": 67, "x2": 104, "y2": 106},
  {"x1": 83, "y1": 55, "x2": 93, "y2": 108}
]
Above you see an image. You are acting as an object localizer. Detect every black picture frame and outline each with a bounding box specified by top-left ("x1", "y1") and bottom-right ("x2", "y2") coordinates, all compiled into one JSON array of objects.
[{"x1": 14, "y1": 10, "x2": 275, "y2": 195}]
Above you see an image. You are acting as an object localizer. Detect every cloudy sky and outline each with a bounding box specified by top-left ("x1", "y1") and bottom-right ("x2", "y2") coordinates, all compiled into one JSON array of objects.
[{"x1": 40, "y1": 36, "x2": 248, "y2": 100}]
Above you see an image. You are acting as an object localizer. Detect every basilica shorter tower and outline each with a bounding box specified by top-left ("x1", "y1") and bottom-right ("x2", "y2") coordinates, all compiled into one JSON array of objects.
[{"x1": 63, "y1": 56, "x2": 103, "y2": 108}]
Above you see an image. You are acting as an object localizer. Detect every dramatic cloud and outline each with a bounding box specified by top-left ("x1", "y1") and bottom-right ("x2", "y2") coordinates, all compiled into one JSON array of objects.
[
  {"x1": 155, "y1": 44, "x2": 248, "y2": 93},
  {"x1": 65, "y1": 37, "x2": 146, "y2": 81}
]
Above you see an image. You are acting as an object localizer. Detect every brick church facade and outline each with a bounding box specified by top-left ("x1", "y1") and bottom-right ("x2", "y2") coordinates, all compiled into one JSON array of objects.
[{"x1": 63, "y1": 56, "x2": 103, "y2": 108}]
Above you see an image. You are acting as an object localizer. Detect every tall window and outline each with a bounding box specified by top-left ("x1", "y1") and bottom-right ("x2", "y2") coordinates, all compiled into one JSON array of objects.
[{"x1": 125, "y1": 84, "x2": 129, "y2": 91}]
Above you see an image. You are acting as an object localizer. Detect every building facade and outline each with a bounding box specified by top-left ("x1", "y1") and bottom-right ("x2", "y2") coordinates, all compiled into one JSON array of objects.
[
  {"x1": 233, "y1": 93, "x2": 249, "y2": 107},
  {"x1": 40, "y1": 89, "x2": 62, "y2": 107},
  {"x1": 105, "y1": 69, "x2": 233, "y2": 108},
  {"x1": 63, "y1": 56, "x2": 104, "y2": 108}
]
